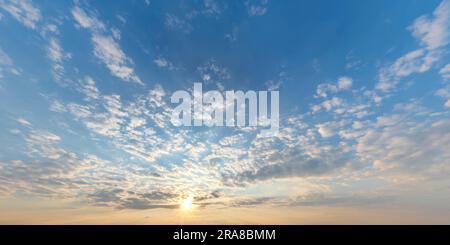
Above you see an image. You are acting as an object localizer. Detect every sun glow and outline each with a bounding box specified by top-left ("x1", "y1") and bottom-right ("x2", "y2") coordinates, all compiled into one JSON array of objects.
[{"x1": 180, "y1": 196, "x2": 193, "y2": 211}]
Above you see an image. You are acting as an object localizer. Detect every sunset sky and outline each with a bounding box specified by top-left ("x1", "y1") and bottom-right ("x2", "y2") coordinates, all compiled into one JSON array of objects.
[{"x1": 0, "y1": 0, "x2": 450, "y2": 224}]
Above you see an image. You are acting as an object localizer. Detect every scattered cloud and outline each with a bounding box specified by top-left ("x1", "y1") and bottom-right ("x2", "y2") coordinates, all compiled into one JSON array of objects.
[
  {"x1": 71, "y1": 4, "x2": 142, "y2": 85},
  {"x1": 409, "y1": 0, "x2": 450, "y2": 50},
  {"x1": 153, "y1": 57, "x2": 177, "y2": 70},
  {"x1": 245, "y1": 0, "x2": 270, "y2": 17},
  {"x1": 0, "y1": 46, "x2": 21, "y2": 78},
  {"x1": 377, "y1": 0, "x2": 450, "y2": 92},
  {"x1": 0, "y1": 0, "x2": 41, "y2": 29},
  {"x1": 315, "y1": 76, "x2": 353, "y2": 98},
  {"x1": 165, "y1": 13, "x2": 193, "y2": 34},
  {"x1": 440, "y1": 63, "x2": 450, "y2": 80},
  {"x1": 197, "y1": 60, "x2": 231, "y2": 84},
  {"x1": 357, "y1": 116, "x2": 450, "y2": 175},
  {"x1": 71, "y1": 5, "x2": 105, "y2": 31},
  {"x1": 17, "y1": 118, "x2": 32, "y2": 127},
  {"x1": 47, "y1": 37, "x2": 71, "y2": 82},
  {"x1": 91, "y1": 34, "x2": 142, "y2": 85}
]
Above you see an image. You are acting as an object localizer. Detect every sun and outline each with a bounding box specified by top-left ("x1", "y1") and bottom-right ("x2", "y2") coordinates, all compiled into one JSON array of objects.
[{"x1": 180, "y1": 196, "x2": 194, "y2": 211}]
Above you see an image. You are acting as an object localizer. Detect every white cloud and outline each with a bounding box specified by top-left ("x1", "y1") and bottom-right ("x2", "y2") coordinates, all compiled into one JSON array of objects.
[
  {"x1": 71, "y1": 6, "x2": 105, "y2": 31},
  {"x1": 197, "y1": 60, "x2": 231, "y2": 84},
  {"x1": 376, "y1": 49, "x2": 439, "y2": 92},
  {"x1": 409, "y1": 0, "x2": 450, "y2": 50},
  {"x1": 111, "y1": 27, "x2": 121, "y2": 40},
  {"x1": 337, "y1": 76, "x2": 353, "y2": 90},
  {"x1": 0, "y1": 46, "x2": 13, "y2": 66},
  {"x1": 391, "y1": 49, "x2": 437, "y2": 77},
  {"x1": 376, "y1": 0, "x2": 450, "y2": 92},
  {"x1": 71, "y1": 4, "x2": 142, "y2": 85},
  {"x1": 49, "y1": 100, "x2": 66, "y2": 113},
  {"x1": 321, "y1": 97, "x2": 343, "y2": 111},
  {"x1": 435, "y1": 84, "x2": 450, "y2": 107},
  {"x1": 357, "y1": 117, "x2": 450, "y2": 174},
  {"x1": 245, "y1": 0, "x2": 269, "y2": 16},
  {"x1": 116, "y1": 14, "x2": 126, "y2": 24},
  {"x1": 153, "y1": 57, "x2": 169, "y2": 68},
  {"x1": 17, "y1": 118, "x2": 32, "y2": 127},
  {"x1": 266, "y1": 80, "x2": 282, "y2": 91},
  {"x1": 316, "y1": 76, "x2": 352, "y2": 98},
  {"x1": 47, "y1": 38, "x2": 71, "y2": 82},
  {"x1": 0, "y1": 45, "x2": 21, "y2": 77},
  {"x1": 92, "y1": 34, "x2": 143, "y2": 85},
  {"x1": 79, "y1": 76, "x2": 100, "y2": 100},
  {"x1": 316, "y1": 124, "x2": 334, "y2": 138},
  {"x1": 376, "y1": 114, "x2": 402, "y2": 127},
  {"x1": 203, "y1": 0, "x2": 225, "y2": 17},
  {"x1": 41, "y1": 23, "x2": 58, "y2": 35},
  {"x1": 0, "y1": 0, "x2": 41, "y2": 29},
  {"x1": 153, "y1": 57, "x2": 176, "y2": 70},
  {"x1": 165, "y1": 14, "x2": 193, "y2": 33},
  {"x1": 439, "y1": 63, "x2": 450, "y2": 80}
]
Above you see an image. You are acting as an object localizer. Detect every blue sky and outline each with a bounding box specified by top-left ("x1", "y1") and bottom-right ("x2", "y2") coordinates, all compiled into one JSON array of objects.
[{"x1": 0, "y1": 0, "x2": 450, "y2": 224}]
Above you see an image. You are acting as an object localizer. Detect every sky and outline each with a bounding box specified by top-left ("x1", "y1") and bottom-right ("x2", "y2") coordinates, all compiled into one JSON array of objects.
[{"x1": 0, "y1": 0, "x2": 450, "y2": 224}]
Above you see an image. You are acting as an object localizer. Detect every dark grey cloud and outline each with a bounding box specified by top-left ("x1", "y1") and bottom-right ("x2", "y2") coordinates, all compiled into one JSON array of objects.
[
  {"x1": 223, "y1": 153, "x2": 350, "y2": 185},
  {"x1": 289, "y1": 193, "x2": 395, "y2": 207},
  {"x1": 139, "y1": 191, "x2": 177, "y2": 200},
  {"x1": 229, "y1": 197, "x2": 275, "y2": 207},
  {"x1": 194, "y1": 190, "x2": 222, "y2": 202},
  {"x1": 119, "y1": 198, "x2": 178, "y2": 210},
  {"x1": 86, "y1": 189, "x2": 179, "y2": 210}
]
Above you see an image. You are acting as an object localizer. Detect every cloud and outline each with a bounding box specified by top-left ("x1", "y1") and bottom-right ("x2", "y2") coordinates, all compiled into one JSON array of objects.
[
  {"x1": 71, "y1": 4, "x2": 142, "y2": 85},
  {"x1": 86, "y1": 189, "x2": 179, "y2": 209},
  {"x1": 409, "y1": 0, "x2": 450, "y2": 50},
  {"x1": 315, "y1": 76, "x2": 352, "y2": 98},
  {"x1": 435, "y1": 84, "x2": 450, "y2": 108},
  {"x1": 357, "y1": 116, "x2": 450, "y2": 174},
  {"x1": 376, "y1": 0, "x2": 450, "y2": 92},
  {"x1": 376, "y1": 49, "x2": 439, "y2": 92},
  {"x1": 47, "y1": 38, "x2": 71, "y2": 82},
  {"x1": 229, "y1": 197, "x2": 275, "y2": 207},
  {"x1": 0, "y1": 46, "x2": 12, "y2": 66},
  {"x1": 0, "y1": 46, "x2": 21, "y2": 77},
  {"x1": 225, "y1": 154, "x2": 349, "y2": 184},
  {"x1": 0, "y1": 0, "x2": 41, "y2": 29},
  {"x1": 0, "y1": 129, "x2": 90, "y2": 197},
  {"x1": 203, "y1": 0, "x2": 225, "y2": 17},
  {"x1": 71, "y1": 5, "x2": 105, "y2": 31},
  {"x1": 245, "y1": 0, "x2": 269, "y2": 17},
  {"x1": 78, "y1": 76, "x2": 101, "y2": 100},
  {"x1": 316, "y1": 123, "x2": 334, "y2": 138},
  {"x1": 440, "y1": 63, "x2": 450, "y2": 80},
  {"x1": 197, "y1": 60, "x2": 231, "y2": 84},
  {"x1": 266, "y1": 80, "x2": 282, "y2": 91},
  {"x1": 49, "y1": 100, "x2": 66, "y2": 113},
  {"x1": 17, "y1": 118, "x2": 32, "y2": 127},
  {"x1": 153, "y1": 57, "x2": 177, "y2": 70},
  {"x1": 337, "y1": 76, "x2": 353, "y2": 90},
  {"x1": 165, "y1": 14, "x2": 193, "y2": 33},
  {"x1": 290, "y1": 193, "x2": 395, "y2": 207},
  {"x1": 91, "y1": 34, "x2": 143, "y2": 85}
]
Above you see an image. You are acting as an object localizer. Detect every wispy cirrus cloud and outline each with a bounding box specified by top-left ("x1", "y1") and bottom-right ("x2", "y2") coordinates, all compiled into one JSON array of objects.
[
  {"x1": 245, "y1": 0, "x2": 270, "y2": 17},
  {"x1": 376, "y1": 0, "x2": 450, "y2": 92},
  {"x1": 0, "y1": 0, "x2": 41, "y2": 29},
  {"x1": 71, "y1": 3, "x2": 143, "y2": 85}
]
